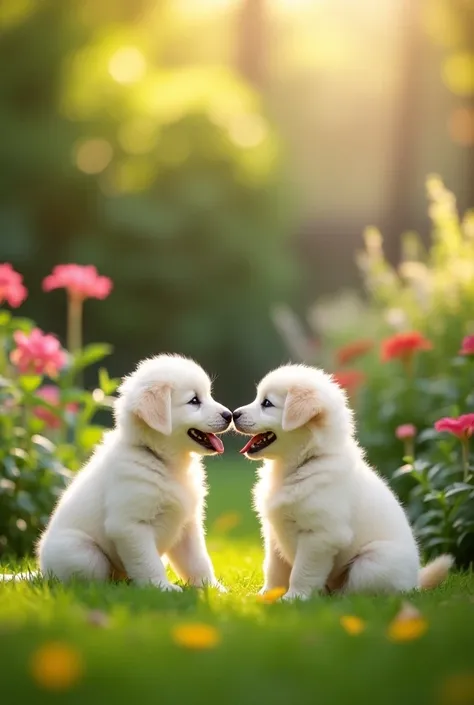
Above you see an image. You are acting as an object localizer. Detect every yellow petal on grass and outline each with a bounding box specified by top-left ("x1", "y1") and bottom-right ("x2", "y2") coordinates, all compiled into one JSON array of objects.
[
  {"x1": 387, "y1": 602, "x2": 428, "y2": 643},
  {"x1": 171, "y1": 623, "x2": 221, "y2": 650},
  {"x1": 256, "y1": 587, "x2": 287, "y2": 604},
  {"x1": 30, "y1": 642, "x2": 83, "y2": 691},
  {"x1": 439, "y1": 673, "x2": 474, "y2": 705},
  {"x1": 212, "y1": 511, "x2": 241, "y2": 534},
  {"x1": 340, "y1": 615, "x2": 366, "y2": 636}
]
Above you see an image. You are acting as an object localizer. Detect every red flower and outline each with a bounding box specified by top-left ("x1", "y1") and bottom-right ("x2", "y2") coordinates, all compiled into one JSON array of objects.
[
  {"x1": 0, "y1": 263, "x2": 27, "y2": 308},
  {"x1": 381, "y1": 332, "x2": 432, "y2": 362},
  {"x1": 434, "y1": 414, "x2": 474, "y2": 440},
  {"x1": 459, "y1": 336, "x2": 474, "y2": 356},
  {"x1": 336, "y1": 339, "x2": 374, "y2": 367},
  {"x1": 332, "y1": 370, "x2": 366, "y2": 393},
  {"x1": 34, "y1": 385, "x2": 78, "y2": 428},
  {"x1": 10, "y1": 328, "x2": 67, "y2": 377},
  {"x1": 396, "y1": 424, "x2": 417, "y2": 440},
  {"x1": 43, "y1": 265, "x2": 112, "y2": 301}
]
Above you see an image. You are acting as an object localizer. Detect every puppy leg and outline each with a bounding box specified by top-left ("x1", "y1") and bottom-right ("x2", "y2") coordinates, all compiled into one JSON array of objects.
[
  {"x1": 284, "y1": 533, "x2": 335, "y2": 601},
  {"x1": 260, "y1": 530, "x2": 291, "y2": 594},
  {"x1": 105, "y1": 521, "x2": 181, "y2": 591},
  {"x1": 344, "y1": 540, "x2": 419, "y2": 594},
  {"x1": 167, "y1": 520, "x2": 225, "y2": 591},
  {"x1": 38, "y1": 529, "x2": 110, "y2": 582}
]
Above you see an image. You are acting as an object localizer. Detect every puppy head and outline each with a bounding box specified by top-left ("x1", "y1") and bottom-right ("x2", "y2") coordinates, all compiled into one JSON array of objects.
[
  {"x1": 115, "y1": 355, "x2": 232, "y2": 455},
  {"x1": 233, "y1": 365, "x2": 353, "y2": 460}
]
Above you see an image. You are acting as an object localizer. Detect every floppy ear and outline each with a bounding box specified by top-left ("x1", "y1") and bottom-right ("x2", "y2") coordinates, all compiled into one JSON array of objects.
[
  {"x1": 135, "y1": 384, "x2": 172, "y2": 435},
  {"x1": 282, "y1": 385, "x2": 321, "y2": 432}
]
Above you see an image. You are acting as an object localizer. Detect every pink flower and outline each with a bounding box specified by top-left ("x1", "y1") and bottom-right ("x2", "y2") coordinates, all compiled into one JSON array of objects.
[
  {"x1": 43, "y1": 264, "x2": 112, "y2": 301},
  {"x1": 0, "y1": 263, "x2": 28, "y2": 307},
  {"x1": 459, "y1": 336, "x2": 474, "y2": 356},
  {"x1": 396, "y1": 424, "x2": 417, "y2": 440},
  {"x1": 434, "y1": 414, "x2": 474, "y2": 440},
  {"x1": 10, "y1": 328, "x2": 67, "y2": 377},
  {"x1": 34, "y1": 385, "x2": 78, "y2": 428}
]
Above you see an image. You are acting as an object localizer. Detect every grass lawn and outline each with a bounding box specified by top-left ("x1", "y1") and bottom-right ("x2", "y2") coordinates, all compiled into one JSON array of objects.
[{"x1": 1, "y1": 457, "x2": 473, "y2": 705}]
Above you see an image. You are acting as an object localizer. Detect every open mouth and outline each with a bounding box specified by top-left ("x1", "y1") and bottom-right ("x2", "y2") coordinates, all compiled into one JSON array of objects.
[
  {"x1": 240, "y1": 432, "x2": 277, "y2": 455},
  {"x1": 187, "y1": 429, "x2": 224, "y2": 454}
]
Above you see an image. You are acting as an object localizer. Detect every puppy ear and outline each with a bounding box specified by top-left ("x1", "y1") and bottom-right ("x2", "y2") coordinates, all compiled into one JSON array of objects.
[
  {"x1": 135, "y1": 384, "x2": 172, "y2": 435},
  {"x1": 282, "y1": 385, "x2": 321, "y2": 432}
]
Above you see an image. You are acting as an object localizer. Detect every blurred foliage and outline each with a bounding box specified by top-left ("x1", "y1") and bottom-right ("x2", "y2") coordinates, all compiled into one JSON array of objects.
[
  {"x1": 274, "y1": 178, "x2": 474, "y2": 566},
  {"x1": 0, "y1": 308, "x2": 117, "y2": 557},
  {"x1": 393, "y1": 421, "x2": 474, "y2": 571},
  {"x1": 358, "y1": 176, "x2": 474, "y2": 366},
  {"x1": 0, "y1": 0, "x2": 294, "y2": 406}
]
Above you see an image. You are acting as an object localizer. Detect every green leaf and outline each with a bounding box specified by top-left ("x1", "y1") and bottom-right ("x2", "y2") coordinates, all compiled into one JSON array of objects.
[
  {"x1": 423, "y1": 491, "x2": 443, "y2": 502},
  {"x1": 16, "y1": 491, "x2": 36, "y2": 514},
  {"x1": 427, "y1": 464, "x2": 460, "y2": 481},
  {"x1": 392, "y1": 465, "x2": 414, "y2": 480},
  {"x1": 10, "y1": 317, "x2": 34, "y2": 333},
  {"x1": 457, "y1": 531, "x2": 474, "y2": 547},
  {"x1": 98, "y1": 367, "x2": 120, "y2": 396},
  {"x1": 424, "y1": 536, "x2": 454, "y2": 549},
  {"x1": 60, "y1": 388, "x2": 87, "y2": 404},
  {"x1": 19, "y1": 375, "x2": 43, "y2": 393},
  {"x1": 78, "y1": 425, "x2": 104, "y2": 453},
  {"x1": 414, "y1": 509, "x2": 444, "y2": 528},
  {"x1": 445, "y1": 483, "x2": 473, "y2": 499},
  {"x1": 416, "y1": 525, "x2": 442, "y2": 538},
  {"x1": 72, "y1": 344, "x2": 112, "y2": 372},
  {"x1": 0, "y1": 311, "x2": 12, "y2": 327}
]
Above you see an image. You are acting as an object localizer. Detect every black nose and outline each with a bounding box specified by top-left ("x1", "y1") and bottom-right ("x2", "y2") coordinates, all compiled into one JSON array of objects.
[
  {"x1": 221, "y1": 410, "x2": 232, "y2": 423},
  {"x1": 232, "y1": 410, "x2": 242, "y2": 421}
]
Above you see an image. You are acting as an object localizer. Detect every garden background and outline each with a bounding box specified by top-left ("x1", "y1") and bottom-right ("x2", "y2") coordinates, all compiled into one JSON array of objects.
[{"x1": 0, "y1": 1, "x2": 473, "y2": 703}]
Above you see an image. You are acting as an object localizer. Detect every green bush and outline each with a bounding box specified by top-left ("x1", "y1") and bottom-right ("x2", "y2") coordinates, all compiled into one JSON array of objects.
[
  {"x1": 273, "y1": 178, "x2": 474, "y2": 568},
  {"x1": 0, "y1": 267, "x2": 118, "y2": 557}
]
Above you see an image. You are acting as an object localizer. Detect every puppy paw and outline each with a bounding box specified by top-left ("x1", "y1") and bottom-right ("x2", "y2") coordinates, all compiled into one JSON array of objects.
[
  {"x1": 212, "y1": 582, "x2": 228, "y2": 593},
  {"x1": 154, "y1": 581, "x2": 182, "y2": 593},
  {"x1": 196, "y1": 580, "x2": 227, "y2": 593},
  {"x1": 282, "y1": 590, "x2": 309, "y2": 602}
]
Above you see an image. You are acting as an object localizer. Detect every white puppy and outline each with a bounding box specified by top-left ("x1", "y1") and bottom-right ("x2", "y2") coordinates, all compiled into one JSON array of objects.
[
  {"x1": 233, "y1": 364, "x2": 452, "y2": 600},
  {"x1": 37, "y1": 355, "x2": 232, "y2": 591}
]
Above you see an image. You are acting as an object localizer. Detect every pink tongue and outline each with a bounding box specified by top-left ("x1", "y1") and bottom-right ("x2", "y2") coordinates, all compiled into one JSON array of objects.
[
  {"x1": 208, "y1": 433, "x2": 224, "y2": 454},
  {"x1": 240, "y1": 434, "x2": 265, "y2": 455}
]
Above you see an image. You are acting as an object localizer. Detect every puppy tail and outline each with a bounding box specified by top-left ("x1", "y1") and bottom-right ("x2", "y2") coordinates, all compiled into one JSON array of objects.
[{"x1": 418, "y1": 554, "x2": 454, "y2": 590}]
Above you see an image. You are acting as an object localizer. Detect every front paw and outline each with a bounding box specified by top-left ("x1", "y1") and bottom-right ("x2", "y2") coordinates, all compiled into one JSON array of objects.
[
  {"x1": 153, "y1": 580, "x2": 183, "y2": 593},
  {"x1": 212, "y1": 582, "x2": 228, "y2": 593},
  {"x1": 196, "y1": 579, "x2": 227, "y2": 593},
  {"x1": 282, "y1": 589, "x2": 310, "y2": 602}
]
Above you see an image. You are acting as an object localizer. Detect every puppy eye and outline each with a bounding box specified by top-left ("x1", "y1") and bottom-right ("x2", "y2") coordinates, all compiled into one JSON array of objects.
[
  {"x1": 188, "y1": 396, "x2": 201, "y2": 406},
  {"x1": 261, "y1": 398, "x2": 274, "y2": 409}
]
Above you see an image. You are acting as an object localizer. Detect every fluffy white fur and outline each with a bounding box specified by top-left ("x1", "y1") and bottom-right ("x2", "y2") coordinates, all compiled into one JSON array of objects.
[
  {"x1": 233, "y1": 364, "x2": 453, "y2": 600},
  {"x1": 37, "y1": 354, "x2": 231, "y2": 591}
]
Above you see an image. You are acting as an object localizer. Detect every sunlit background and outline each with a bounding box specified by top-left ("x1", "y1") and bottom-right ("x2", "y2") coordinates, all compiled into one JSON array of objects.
[{"x1": 0, "y1": 0, "x2": 472, "y2": 405}]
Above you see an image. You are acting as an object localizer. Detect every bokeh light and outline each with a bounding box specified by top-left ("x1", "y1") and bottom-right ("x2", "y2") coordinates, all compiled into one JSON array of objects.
[
  {"x1": 108, "y1": 47, "x2": 146, "y2": 85},
  {"x1": 75, "y1": 139, "x2": 113, "y2": 174},
  {"x1": 442, "y1": 52, "x2": 474, "y2": 96},
  {"x1": 448, "y1": 108, "x2": 474, "y2": 146},
  {"x1": 227, "y1": 114, "x2": 267, "y2": 148}
]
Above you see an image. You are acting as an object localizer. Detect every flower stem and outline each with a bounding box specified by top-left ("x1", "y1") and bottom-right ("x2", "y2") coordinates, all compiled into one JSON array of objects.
[
  {"x1": 461, "y1": 439, "x2": 469, "y2": 482},
  {"x1": 67, "y1": 295, "x2": 83, "y2": 354},
  {"x1": 404, "y1": 439, "x2": 414, "y2": 459}
]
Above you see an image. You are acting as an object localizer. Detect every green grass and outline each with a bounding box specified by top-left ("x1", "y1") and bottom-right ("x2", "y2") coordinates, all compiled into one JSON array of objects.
[{"x1": 1, "y1": 458, "x2": 473, "y2": 705}]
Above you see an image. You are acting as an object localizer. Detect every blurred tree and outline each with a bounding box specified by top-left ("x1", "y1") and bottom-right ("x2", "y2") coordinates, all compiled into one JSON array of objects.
[
  {"x1": 236, "y1": 0, "x2": 267, "y2": 88},
  {"x1": 383, "y1": 0, "x2": 424, "y2": 264},
  {"x1": 0, "y1": 0, "x2": 294, "y2": 406}
]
